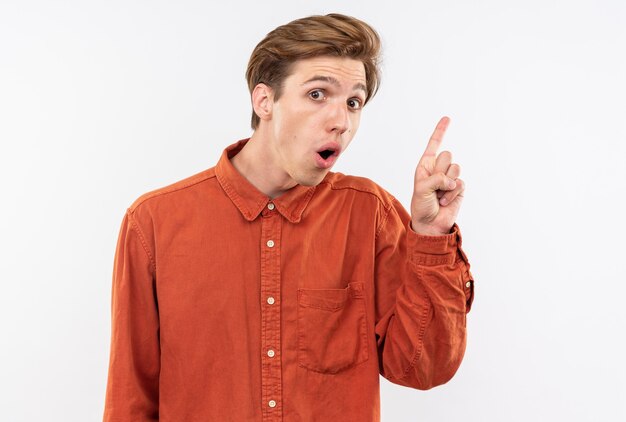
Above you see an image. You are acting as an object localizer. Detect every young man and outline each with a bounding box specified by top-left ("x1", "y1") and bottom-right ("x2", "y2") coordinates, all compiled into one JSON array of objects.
[{"x1": 103, "y1": 13, "x2": 474, "y2": 421}]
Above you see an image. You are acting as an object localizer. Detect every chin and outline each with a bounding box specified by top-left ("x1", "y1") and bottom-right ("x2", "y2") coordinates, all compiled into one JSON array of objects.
[
  {"x1": 296, "y1": 178, "x2": 323, "y2": 187},
  {"x1": 295, "y1": 172, "x2": 327, "y2": 187}
]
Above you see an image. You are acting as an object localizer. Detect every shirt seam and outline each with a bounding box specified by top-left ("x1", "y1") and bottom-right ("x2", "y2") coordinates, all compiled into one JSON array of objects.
[
  {"x1": 400, "y1": 268, "x2": 432, "y2": 381},
  {"x1": 126, "y1": 210, "x2": 157, "y2": 273},
  {"x1": 322, "y1": 179, "x2": 393, "y2": 203},
  {"x1": 129, "y1": 169, "x2": 217, "y2": 212},
  {"x1": 319, "y1": 179, "x2": 395, "y2": 239},
  {"x1": 375, "y1": 201, "x2": 394, "y2": 240},
  {"x1": 386, "y1": 266, "x2": 433, "y2": 383}
]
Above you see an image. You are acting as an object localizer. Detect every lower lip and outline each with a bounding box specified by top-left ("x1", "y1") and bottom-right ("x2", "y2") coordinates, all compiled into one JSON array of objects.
[{"x1": 314, "y1": 152, "x2": 338, "y2": 169}]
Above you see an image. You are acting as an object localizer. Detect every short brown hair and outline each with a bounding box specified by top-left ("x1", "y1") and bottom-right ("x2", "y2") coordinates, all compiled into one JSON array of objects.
[{"x1": 246, "y1": 13, "x2": 382, "y2": 130}]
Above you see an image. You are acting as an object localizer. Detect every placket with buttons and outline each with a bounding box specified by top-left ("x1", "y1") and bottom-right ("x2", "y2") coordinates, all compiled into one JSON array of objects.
[{"x1": 260, "y1": 201, "x2": 282, "y2": 421}]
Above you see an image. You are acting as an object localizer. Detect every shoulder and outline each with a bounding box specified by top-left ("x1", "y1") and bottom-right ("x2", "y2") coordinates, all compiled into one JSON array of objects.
[
  {"x1": 128, "y1": 167, "x2": 217, "y2": 213},
  {"x1": 319, "y1": 172, "x2": 409, "y2": 236},
  {"x1": 320, "y1": 171, "x2": 396, "y2": 208}
]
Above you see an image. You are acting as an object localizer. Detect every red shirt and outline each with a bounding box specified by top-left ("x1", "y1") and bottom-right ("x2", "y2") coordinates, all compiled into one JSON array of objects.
[{"x1": 103, "y1": 139, "x2": 475, "y2": 421}]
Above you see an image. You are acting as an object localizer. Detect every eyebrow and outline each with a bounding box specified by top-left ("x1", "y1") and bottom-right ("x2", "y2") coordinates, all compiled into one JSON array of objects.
[{"x1": 301, "y1": 75, "x2": 367, "y2": 96}]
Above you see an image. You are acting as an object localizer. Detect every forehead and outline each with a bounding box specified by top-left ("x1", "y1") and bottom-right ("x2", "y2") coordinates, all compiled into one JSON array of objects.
[{"x1": 286, "y1": 56, "x2": 366, "y2": 86}]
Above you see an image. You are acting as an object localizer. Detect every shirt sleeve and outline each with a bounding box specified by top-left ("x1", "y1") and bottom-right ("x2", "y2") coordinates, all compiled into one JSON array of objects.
[
  {"x1": 374, "y1": 198, "x2": 474, "y2": 390},
  {"x1": 103, "y1": 209, "x2": 160, "y2": 421}
]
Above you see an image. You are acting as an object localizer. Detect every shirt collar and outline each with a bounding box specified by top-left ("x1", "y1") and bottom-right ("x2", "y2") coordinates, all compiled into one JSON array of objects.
[{"x1": 215, "y1": 139, "x2": 317, "y2": 223}]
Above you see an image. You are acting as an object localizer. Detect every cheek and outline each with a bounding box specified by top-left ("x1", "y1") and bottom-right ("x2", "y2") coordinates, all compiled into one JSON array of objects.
[
  {"x1": 282, "y1": 112, "x2": 316, "y2": 143},
  {"x1": 275, "y1": 108, "x2": 302, "y2": 137}
]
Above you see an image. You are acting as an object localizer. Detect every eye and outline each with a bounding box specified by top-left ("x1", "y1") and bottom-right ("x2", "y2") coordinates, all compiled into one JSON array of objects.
[
  {"x1": 308, "y1": 89, "x2": 326, "y2": 101},
  {"x1": 347, "y1": 98, "x2": 363, "y2": 110}
]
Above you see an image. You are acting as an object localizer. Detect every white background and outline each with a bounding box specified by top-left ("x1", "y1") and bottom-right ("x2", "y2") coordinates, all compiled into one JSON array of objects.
[{"x1": 1, "y1": 1, "x2": 625, "y2": 421}]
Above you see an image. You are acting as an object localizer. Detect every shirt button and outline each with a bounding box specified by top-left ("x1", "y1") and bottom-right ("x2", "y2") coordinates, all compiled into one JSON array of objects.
[
  {"x1": 268, "y1": 400, "x2": 277, "y2": 408},
  {"x1": 267, "y1": 349, "x2": 275, "y2": 358},
  {"x1": 267, "y1": 296, "x2": 275, "y2": 305},
  {"x1": 267, "y1": 203, "x2": 275, "y2": 210},
  {"x1": 465, "y1": 281, "x2": 471, "y2": 288},
  {"x1": 267, "y1": 240, "x2": 275, "y2": 248}
]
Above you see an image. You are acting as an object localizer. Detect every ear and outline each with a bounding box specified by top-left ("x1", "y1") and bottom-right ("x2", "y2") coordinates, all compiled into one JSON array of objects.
[{"x1": 251, "y1": 83, "x2": 274, "y2": 122}]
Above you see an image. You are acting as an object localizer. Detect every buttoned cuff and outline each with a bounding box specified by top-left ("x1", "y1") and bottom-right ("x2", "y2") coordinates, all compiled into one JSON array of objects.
[
  {"x1": 408, "y1": 222, "x2": 475, "y2": 311},
  {"x1": 408, "y1": 222, "x2": 464, "y2": 266}
]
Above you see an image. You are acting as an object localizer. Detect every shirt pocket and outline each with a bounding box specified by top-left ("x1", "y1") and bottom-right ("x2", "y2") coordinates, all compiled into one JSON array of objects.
[{"x1": 297, "y1": 281, "x2": 369, "y2": 374}]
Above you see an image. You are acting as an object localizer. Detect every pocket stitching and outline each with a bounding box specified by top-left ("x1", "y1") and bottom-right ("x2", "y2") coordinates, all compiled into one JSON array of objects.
[
  {"x1": 298, "y1": 288, "x2": 347, "y2": 311},
  {"x1": 297, "y1": 288, "x2": 369, "y2": 374}
]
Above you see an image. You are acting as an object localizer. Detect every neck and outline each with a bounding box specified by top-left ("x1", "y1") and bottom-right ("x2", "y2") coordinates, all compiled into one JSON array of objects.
[{"x1": 231, "y1": 130, "x2": 297, "y2": 199}]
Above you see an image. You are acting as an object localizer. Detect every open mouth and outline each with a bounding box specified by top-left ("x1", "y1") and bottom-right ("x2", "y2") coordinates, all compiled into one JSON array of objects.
[
  {"x1": 318, "y1": 149, "x2": 335, "y2": 160},
  {"x1": 314, "y1": 142, "x2": 341, "y2": 169}
]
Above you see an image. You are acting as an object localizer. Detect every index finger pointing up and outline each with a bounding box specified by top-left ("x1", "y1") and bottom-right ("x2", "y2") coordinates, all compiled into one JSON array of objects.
[{"x1": 421, "y1": 116, "x2": 451, "y2": 158}]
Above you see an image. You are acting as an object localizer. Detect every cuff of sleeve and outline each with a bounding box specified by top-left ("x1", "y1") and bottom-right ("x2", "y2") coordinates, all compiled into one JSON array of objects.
[
  {"x1": 408, "y1": 222, "x2": 462, "y2": 266},
  {"x1": 408, "y1": 222, "x2": 475, "y2": 311}
]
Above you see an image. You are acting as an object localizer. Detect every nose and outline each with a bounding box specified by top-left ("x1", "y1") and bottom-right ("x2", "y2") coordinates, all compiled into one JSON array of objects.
[{"x1": 327, "y1": 101, "x2": 350, "y2": 135}]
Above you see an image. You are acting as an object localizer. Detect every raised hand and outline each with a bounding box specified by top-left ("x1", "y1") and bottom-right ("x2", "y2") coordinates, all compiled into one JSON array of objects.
[{"x1": 410, "y1": 116, "x2": 465, "y2": 236}]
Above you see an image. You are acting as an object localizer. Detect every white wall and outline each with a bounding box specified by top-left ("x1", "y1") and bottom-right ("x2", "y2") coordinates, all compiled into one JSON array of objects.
[{"x1": 1, "y1": 1, "x2": 624, "y2": 420}]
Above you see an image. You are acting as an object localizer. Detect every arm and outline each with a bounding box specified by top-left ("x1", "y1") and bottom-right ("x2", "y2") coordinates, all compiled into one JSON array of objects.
[
  {"x1": 103, "y1": 210, "x2": 160, "y2": 421},
  {"x1": 375, "y1": 116, "x2": 474, "y2": 389},
  {"x1": 374, "y1": 200, "x2": 474, "y2": 389}
]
